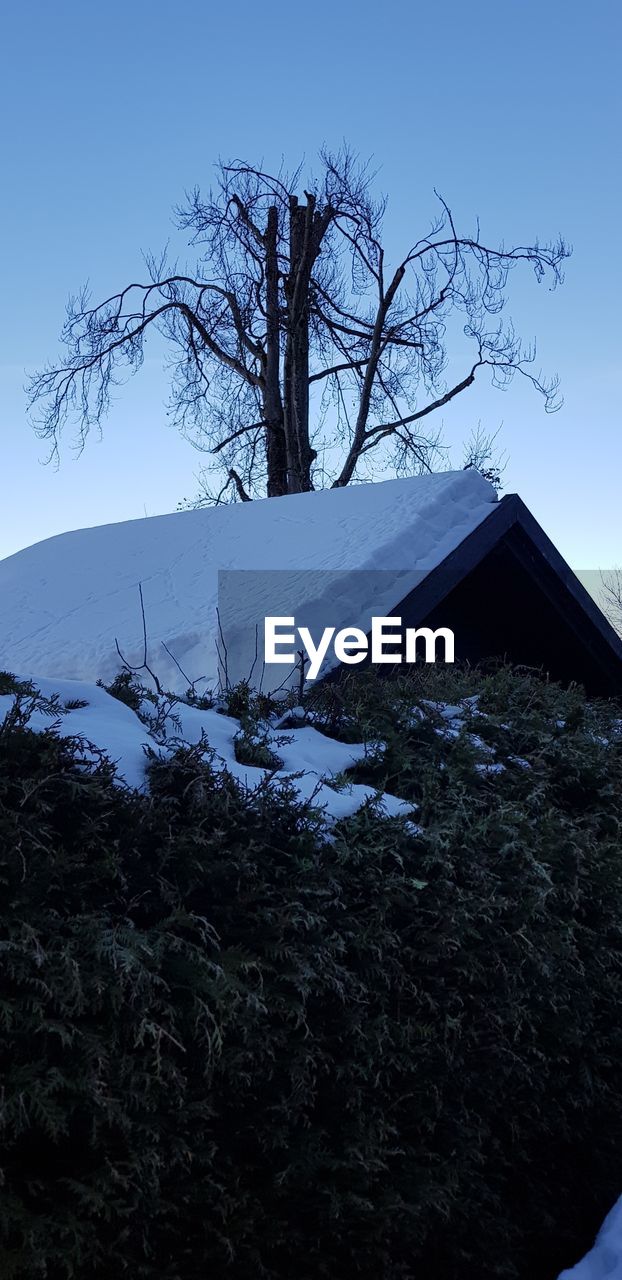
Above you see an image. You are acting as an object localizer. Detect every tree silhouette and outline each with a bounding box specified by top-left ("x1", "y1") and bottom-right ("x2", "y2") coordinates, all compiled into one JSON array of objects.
[{"x1": 29, "y1": 148, "x2": 569, "y2": 501}]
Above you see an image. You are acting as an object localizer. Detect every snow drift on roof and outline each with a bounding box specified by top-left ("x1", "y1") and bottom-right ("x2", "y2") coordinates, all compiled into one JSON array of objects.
[{"x1": 0, "y1": 470, "x2": 497, "y2": 694}]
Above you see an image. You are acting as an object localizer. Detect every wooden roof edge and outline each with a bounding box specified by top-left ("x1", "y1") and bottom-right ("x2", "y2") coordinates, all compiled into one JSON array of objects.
[
  {"x1": 400, "y1": 492, "x2": 622, "y2": 669},
  {"x1": 499, "y1": 494, "x2": 622, "y2": 662}
]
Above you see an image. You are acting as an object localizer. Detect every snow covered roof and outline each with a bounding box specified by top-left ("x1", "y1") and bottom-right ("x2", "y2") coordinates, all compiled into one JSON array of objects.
[{"x1": 0, "y1": 470, "x2": 497, "y2": 694}]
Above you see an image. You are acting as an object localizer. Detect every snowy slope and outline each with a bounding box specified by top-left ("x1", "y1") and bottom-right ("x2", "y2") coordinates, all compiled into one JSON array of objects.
[
  {"x1": 0, "y1": 470, "x2": 496, "y2": 695},
  {"x1": 558, "y1": 1197, "x2": 622, "y2": 1278}
]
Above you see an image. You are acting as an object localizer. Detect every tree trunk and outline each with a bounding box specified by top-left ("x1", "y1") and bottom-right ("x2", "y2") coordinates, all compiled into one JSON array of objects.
[
  {"x1": 283, "y1": 197, "x2": 317, "y2": 493},
  {"x1": 264, "y1": 205, "x2": 288, "y2": 496}
]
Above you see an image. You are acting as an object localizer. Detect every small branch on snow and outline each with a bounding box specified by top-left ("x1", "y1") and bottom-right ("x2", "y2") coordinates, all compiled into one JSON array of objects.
[{"x1": 114, "y1": 582, "x2": 164, "y2": 695}]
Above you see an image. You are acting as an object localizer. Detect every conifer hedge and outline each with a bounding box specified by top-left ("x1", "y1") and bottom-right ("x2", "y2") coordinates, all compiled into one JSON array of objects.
[{"x1": 1, "y1": 669, "x2": 621, "y2": 1279}]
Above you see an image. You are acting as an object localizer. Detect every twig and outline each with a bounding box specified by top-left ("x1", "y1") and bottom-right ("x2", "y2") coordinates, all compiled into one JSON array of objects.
[
  {"x1": 114, "y1": 582, "x2": 163, "y2": 695},
  {"x1": 297, "y1": 649, "x2": 308, "y2": 704},
  {"x1": 160, "y1": 640, "x2": 194, "y2": 688},
  {"x1": 216, "y1": 607, "x2": 229, "y2": 690},
  {"x1": 160, "y1": 641, "x2": 210, "y2": 700},
  {"x1": 246, "y1": 623, "x2": 259, "y2": 686}
]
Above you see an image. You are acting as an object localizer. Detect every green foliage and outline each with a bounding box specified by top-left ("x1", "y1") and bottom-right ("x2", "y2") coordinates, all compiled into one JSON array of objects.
[
  {"x1": 233, "y1": 722, "x2": 282, "y2": 769},
  {"x1": 220, "y1": 680, "x2": 284, "y2": 768},
  {"x1": 1, "y1": 668, "x2": 622, "y2": 1279},
  {"x1": 182, "y1": 686, "x2": 215, "y2": 710},
  {"x1": 221, "y1": 677, "x2": 278, "y2": 724},
  {"x1": 97, "y1": 669, "x2": 145, "y2": 712},
  {"x1": 0, "y1": 671, "x2": 21, "y2": 695}
]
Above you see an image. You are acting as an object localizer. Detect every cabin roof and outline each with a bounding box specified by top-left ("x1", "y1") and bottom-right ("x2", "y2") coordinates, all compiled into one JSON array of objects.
[
  {"x1": 0, "y1": 470, "x2": 497, "y2": 692},
  {"x1": 1, "y1": 471, "x2": 619, "y2": 696}
]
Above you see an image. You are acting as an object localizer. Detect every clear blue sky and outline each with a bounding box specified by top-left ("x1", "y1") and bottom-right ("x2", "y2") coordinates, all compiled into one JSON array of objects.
[{"x1": 1, "y1": 0, "x2": 620, "y2": 569}]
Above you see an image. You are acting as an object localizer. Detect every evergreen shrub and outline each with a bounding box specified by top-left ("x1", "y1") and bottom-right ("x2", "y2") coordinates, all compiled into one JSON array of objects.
[{"x1": 1, "y1": 668, "x2": 621, "y2": 1278}]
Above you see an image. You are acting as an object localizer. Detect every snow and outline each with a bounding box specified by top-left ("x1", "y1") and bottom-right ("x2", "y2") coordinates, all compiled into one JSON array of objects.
[
  {"x1": 0, "y1": 674, "x2": 415, "y2": 824},
  {"x1": 558, "y1": 1197, "x2": 622, "y2": 1278},
  {"x1": 0, "y1": 676, "x2": 151, "y2": 791},
  {"x1": 0, "y1": 471, "x2": 497, "y2": 695}
]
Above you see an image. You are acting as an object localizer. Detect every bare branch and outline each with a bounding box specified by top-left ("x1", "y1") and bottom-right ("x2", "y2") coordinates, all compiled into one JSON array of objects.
[
  {"x1": 308, "y1": 358, "x2": 367, "y2": 384},
  {"x1": 228, "y1": 468, "x2": 251, "y2": 502},
  {"x1": 211, "y1": 420, "x2": 267, "y2": 455}
]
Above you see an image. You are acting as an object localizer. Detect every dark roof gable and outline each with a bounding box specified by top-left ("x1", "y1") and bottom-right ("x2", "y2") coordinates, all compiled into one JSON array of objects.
[{"x1": 384, "y1": 494, "x2": 622, "y2": 697}]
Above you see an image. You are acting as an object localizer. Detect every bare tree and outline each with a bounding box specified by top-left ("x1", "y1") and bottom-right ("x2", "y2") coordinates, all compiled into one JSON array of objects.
[
  {"x1": 28, "y1": 147, "x2": 570, "y2": 501},
  {"x1": 602, "y1": 570, "x2": 622, "y2": 638}
]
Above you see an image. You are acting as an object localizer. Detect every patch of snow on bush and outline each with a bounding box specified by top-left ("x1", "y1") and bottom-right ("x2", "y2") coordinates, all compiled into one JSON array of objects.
[{"x1": 0, "y1": 676, "x2": 414, "y2": 825}]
